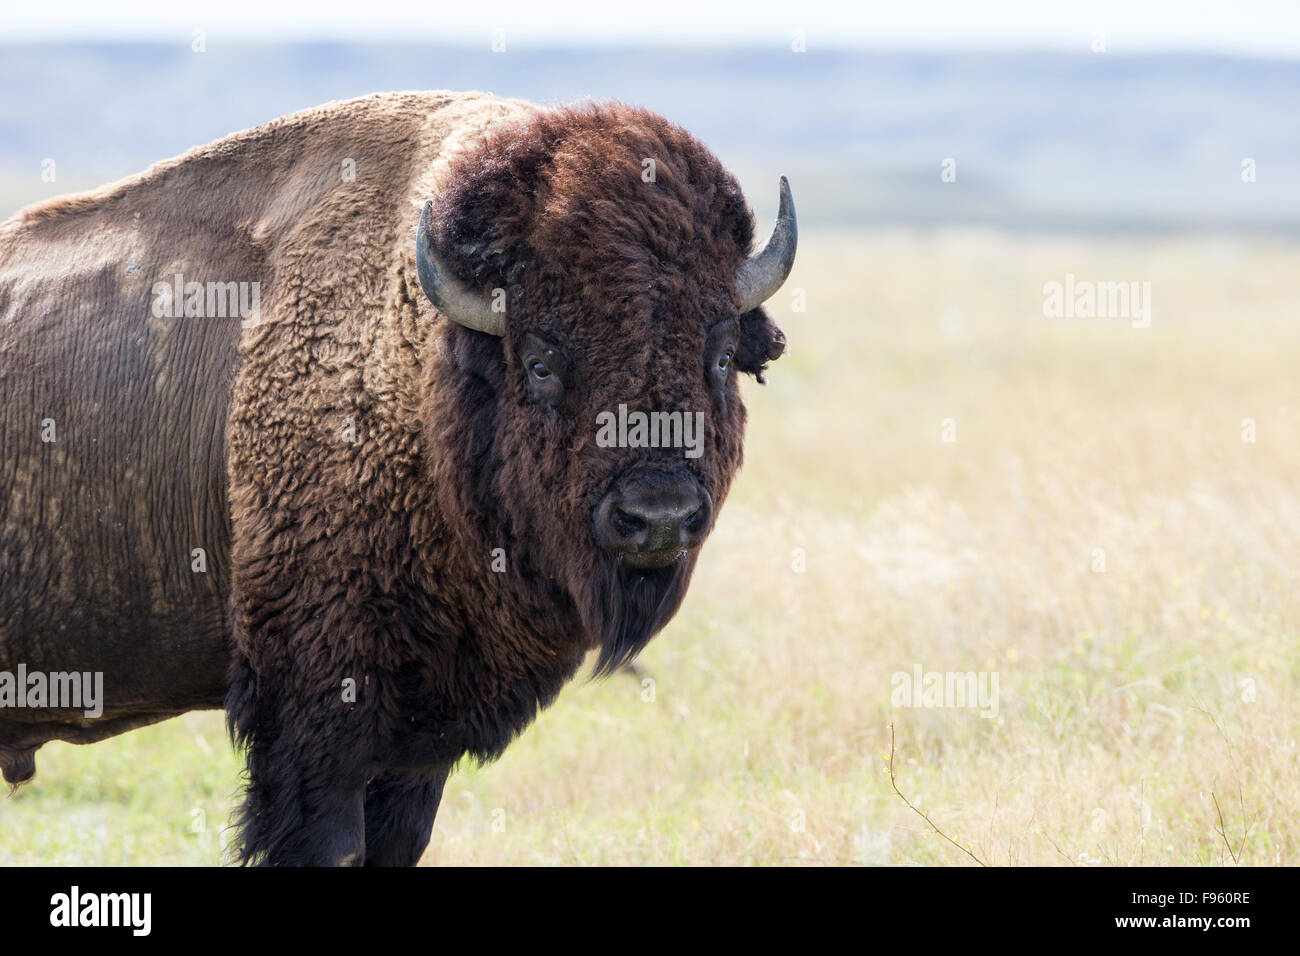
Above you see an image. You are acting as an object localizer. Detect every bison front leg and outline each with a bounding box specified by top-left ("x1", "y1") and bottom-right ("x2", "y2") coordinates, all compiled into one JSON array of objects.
[
  {"x1": 225, "y1": 654, "x2": 374, "y2": 866},
  {"x1": 362, "y1": 765, "x2": 452, "y2": 867}
]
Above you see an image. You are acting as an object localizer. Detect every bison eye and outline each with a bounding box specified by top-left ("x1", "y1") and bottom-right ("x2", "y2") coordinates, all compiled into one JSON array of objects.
[
  {"x1": 710, "y1": 345, "x2": 736, "y2": 380},
  {"x1": 519, "y1": 332, "x2": 569, "y2": 407},
  {"x1": 705, "y1": 322, "x2": 739, "y2": 384}
]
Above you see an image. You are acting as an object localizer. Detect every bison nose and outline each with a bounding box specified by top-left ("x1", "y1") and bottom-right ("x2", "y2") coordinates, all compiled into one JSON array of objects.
[{"x1": 596, "y1": 474, "x2": 712, "y2": 568}]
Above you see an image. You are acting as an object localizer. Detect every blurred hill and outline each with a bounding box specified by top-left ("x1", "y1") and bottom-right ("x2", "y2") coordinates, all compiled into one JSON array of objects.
[{"x1": 1, "y1": 43, "x2": 1298, "y2": 233}]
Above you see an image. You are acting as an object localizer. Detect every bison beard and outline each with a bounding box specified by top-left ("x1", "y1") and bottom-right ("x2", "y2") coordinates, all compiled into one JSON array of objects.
[{"x1": 585, "y1": 557, "x2": 695, "y2": 678}]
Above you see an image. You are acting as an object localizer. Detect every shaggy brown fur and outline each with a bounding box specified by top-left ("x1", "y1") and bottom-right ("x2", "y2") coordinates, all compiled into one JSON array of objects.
[{"x1": 0, "y1": 91, "x2": 787, "y2": 865}]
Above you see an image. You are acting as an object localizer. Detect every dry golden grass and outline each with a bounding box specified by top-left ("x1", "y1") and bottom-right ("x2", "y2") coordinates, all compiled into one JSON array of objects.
[
  {"x1": 3, "y1": 229, "x2": 1297, "y2": 865},
  {"x1": 430, "y1": 230, "x2": 1300, "y2": 866}
]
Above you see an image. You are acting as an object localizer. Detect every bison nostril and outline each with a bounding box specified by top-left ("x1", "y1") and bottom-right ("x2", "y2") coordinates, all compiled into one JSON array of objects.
[
  {"x1": 612, "y1": 509, "x2": 647, "y2": 538},
  {"x1": 682, "y1": 507, "x2": 704, "y2": 535}
]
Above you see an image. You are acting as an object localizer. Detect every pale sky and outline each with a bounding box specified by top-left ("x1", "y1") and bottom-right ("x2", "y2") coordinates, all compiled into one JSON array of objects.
[{"x1": 3, "y1": 0, "x2": 1299, "y2": 55}]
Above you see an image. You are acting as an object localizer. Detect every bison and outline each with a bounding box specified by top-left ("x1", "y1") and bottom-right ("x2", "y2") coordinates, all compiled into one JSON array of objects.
[{"x1": 0, "y1": 91, "x2": 795, "y2": 865}]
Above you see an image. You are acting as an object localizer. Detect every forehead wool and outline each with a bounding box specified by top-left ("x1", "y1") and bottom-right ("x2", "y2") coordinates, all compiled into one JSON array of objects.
[{"x1": 428, "y1": 102, "x2": 757, "y2": 299}]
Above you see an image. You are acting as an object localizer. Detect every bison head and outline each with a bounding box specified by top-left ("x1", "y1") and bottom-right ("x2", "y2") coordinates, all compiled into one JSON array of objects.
[{"x1": 417, "y1": 104, "x2": 794, "y2": 673}]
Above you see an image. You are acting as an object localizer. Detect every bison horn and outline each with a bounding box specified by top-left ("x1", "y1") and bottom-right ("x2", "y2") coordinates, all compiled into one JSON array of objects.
[
  {"x1": 735, "y1": 177, "x2": 798, "y2": 314},
  {"x1": 415, "y1": 200, "x2": 507, "y2": 336}
]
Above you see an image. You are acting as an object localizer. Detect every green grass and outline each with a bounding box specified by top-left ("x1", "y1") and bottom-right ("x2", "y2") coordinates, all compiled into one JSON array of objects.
[{"x1": 3, "y1": 713, "x2": 239, "y2": 865}]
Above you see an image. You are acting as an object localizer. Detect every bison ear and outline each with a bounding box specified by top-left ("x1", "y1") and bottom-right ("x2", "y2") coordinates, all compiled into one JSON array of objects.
[{"x1": 733, "y1": 307, "x2": 786, "y2": 384}]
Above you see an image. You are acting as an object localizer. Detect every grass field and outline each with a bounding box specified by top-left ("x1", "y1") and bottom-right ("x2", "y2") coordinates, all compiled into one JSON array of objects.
[{"x1": 3, "y1": 229, "x2": 1298, "y2": 865}]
